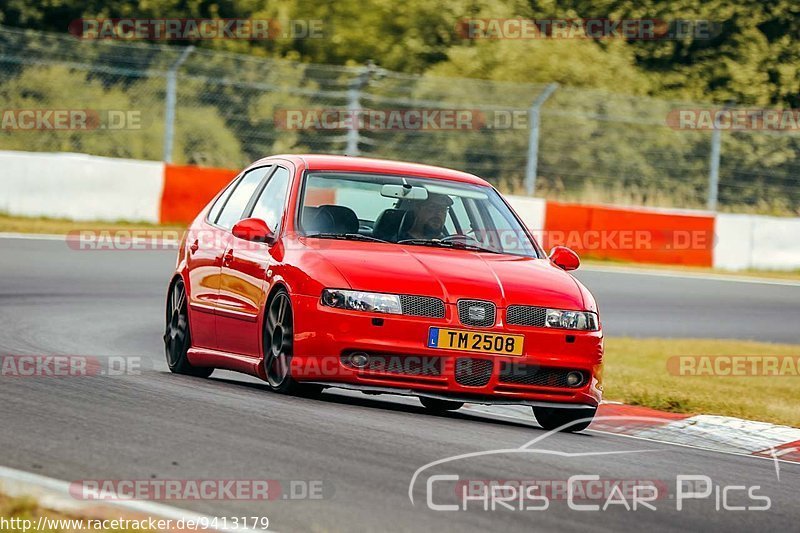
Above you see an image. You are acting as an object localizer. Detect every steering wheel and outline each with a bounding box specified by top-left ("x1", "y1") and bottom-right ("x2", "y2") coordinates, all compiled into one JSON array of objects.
[{"x1": 440, "y1": 234, "x2": 483, "y2": 246}]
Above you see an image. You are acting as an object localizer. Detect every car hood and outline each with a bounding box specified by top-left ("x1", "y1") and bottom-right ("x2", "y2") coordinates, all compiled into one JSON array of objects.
[{"x1": 307, "y1": 240, "x2": 586, "y2": 310}]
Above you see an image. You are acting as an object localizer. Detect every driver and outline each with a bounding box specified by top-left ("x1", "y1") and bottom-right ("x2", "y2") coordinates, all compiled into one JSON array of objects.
[{"x1": 400, "y1": 192, "x2": 453, "y2": 240}]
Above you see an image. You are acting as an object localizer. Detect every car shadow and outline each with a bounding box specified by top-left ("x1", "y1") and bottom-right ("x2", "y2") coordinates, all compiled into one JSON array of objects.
[{"x1": 206, "y1": 375, "x2": 548, "y2": 432}]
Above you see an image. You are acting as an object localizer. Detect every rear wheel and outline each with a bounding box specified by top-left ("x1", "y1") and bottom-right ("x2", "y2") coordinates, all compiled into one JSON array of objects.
[
  {"x1": 264, "y1": 290, "x2": 322, "y2": 397},
  {"x1": 420, "y1": 397, "x2": 464, "y2": 412},
  {"x1": 164, "y1": 279, "x2": 214, "y2": 378},
  {"x1": 532, "y1": 406, "x2": 596, "y2": 432}
]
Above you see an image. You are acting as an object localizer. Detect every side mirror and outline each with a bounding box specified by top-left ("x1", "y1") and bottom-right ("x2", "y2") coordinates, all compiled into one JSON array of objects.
[
  {"x1": 232, "y1": 217, "x2": 274, "y2": 243},
  {"x1": 549, "y1": 246, "x2": 580, "y2": 271}
]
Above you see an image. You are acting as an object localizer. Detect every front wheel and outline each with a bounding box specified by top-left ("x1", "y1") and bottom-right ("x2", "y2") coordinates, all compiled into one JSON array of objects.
[
  {"x1": 164, "y1": 279, "x2": 214, "y2": 378},
  {"x1": 532, "y1": 406, "x2": 597, "y2": 432},
  {"x1": 263, "y1": 290, "x2": 322, "y2": 397}
]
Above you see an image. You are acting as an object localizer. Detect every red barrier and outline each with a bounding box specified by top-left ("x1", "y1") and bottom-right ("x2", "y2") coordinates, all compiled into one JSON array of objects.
[
  {"x1": 543, "y1": 202, "x2": 714, "y2": 267},
  {"x1": 160, "y1": 164, "x2": 237, "y2": 224},
  {"x1": 157, "y1": 166, "x2": 714, "y2": 267}
]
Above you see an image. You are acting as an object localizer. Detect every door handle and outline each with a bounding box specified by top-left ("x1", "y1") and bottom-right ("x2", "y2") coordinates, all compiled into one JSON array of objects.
[
  {"x1": 222, "y1": 249, "x2": 234, "y2": 266},
  {"x1": 189, "y1": 240, "x2": 199, "y2": 254}
]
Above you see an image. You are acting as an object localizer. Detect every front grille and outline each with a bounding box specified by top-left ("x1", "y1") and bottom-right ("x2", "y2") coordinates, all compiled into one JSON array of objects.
[
  {"x1": 506, "y1": 305, "x2": 547, "y2": 327},
  {"x1": 400, "y1": 295, "x2": 445, "y2": 318},
  {"x1": 498, "y1": 362, "x2": 585, "y2": 388},
  {"x1": 454, "y1": 358, "x2": 493, "y2": 387},
  {"x1": 457, "y1": 300, "x2": 496, "y2": 327},
  {"x1": 342, "y1": 353, "x2": 442, "y2": 376}
]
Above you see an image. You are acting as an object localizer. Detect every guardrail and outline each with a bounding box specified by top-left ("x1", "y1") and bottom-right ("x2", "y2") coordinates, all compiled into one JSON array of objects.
[
  {"x1": 2, "y1": 25, "x2": 800, "y2": 214},
  {"x1": 1, "y1": 150, "x2": 798, "y2": 271}
]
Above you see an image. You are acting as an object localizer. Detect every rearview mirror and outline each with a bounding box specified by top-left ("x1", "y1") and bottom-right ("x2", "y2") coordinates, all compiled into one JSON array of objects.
[
  {"x1": 381, "y1": 184, "x2": 429, "y2": 201},
  {"x1": 232, "y1": 218, "x2": 274, "y2": 243},
  {"x1": 549, "y1": 246, "x2": 580, "y2": 271}
]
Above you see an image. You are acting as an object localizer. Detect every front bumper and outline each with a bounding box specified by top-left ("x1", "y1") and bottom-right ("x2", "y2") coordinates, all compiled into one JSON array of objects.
[{"x1": 292, "y1": 295, "x2": 604, "y2": 407}]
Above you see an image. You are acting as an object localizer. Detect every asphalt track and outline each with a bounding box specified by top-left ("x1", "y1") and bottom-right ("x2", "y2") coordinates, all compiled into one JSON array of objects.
[{"x1": 0, "y1": 236, "x2": 798, "y2": 532}]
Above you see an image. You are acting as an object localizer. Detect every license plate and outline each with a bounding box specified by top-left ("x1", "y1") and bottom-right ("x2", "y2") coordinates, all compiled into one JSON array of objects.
[{"x1": 427, "y1": 327, "x2": 524, "y2": 356}]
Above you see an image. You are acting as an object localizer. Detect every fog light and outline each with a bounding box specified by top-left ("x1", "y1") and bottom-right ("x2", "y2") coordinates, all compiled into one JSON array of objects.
[
  {"x1": 350, "y1": 352, "x2": 369, "y2": 368},
  {"x1": 566, "y1": 371, "x2": 584, "y2": 387}
]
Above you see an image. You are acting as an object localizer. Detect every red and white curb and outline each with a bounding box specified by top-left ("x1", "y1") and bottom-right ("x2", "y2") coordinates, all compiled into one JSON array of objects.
[
  {"x1": 0, "y1": 465, "x2": 260, "y2": 532},
  {"x1": 593, "y1": 404, "x2": 800, "y2": 462},
  {"x1": 464, "y1": 402, "x2": 800, "y2": 464}
]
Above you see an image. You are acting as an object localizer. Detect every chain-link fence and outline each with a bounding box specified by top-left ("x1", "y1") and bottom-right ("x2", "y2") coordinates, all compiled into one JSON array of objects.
[{"x1": 1, "y1": 25, "x2": 799, "y2": 214}]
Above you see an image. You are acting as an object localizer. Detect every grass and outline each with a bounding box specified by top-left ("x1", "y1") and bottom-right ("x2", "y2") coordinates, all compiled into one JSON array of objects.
[
  {"x1": 0, "y1": 215, "x2": 797, "y2": 425},
  {"x1": 0, "y1": 493, "x2": 147, "y2": 532},
  {"x1": 0, "y1": 213, "x2": 185, "y2": 235},
  {"x1": 3, "y1": 213, "x2": 799, "y2": 281},
  {"x1": 603, "y1": 337, "x2": 800, "y2": 427}
]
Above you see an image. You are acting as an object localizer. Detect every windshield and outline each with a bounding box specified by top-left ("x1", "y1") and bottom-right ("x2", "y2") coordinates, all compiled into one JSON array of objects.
[{"x1": 298, "y1": 172, "x2": 540, "y2": 258}]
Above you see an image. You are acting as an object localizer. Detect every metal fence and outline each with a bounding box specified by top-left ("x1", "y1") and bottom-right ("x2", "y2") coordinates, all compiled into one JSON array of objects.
[{"x1": 1, "y1": 25, "x2": 799, "y2": 214}]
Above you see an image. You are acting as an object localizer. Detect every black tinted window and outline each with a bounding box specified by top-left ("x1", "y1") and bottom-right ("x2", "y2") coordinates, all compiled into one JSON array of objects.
[
  {"x1": 251, "y1": 167, "x2": 290, "y2": 231},
  {"x1": 215, "y1": 166, "x2": 271, "y2": 230},
  {"x1": 207, "y1": 179, "x2": 238, "y2": 223}
]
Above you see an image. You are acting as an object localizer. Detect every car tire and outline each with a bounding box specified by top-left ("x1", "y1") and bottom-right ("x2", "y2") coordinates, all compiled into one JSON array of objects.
[
  {"x1": 532, "y1": 406, "x2": 596, "y2": 432},
  {"x1": 263, "y1": 289, "x2": 322, "y2": 397},
  {"x1": 419, "y1": 397, "x2": 464, "y2": 412},
  {"x1": 164, "y1": 279, "x2": 214, "y2": 378}
]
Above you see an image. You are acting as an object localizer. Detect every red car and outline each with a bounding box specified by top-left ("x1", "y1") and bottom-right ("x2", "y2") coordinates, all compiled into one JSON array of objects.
[{"x1": 165, "y1": 155, "x2": 603, "y2": 431}]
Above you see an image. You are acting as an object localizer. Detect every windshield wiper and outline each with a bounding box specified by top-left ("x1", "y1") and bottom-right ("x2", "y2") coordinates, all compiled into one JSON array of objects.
[
  {"x1": 307, "y1": 233, "x2": 499, "y2": 253},
  {"x1": 306, "y1": 232, "x2": 389, "y2": 243},
  {"x1": 397, "y1": 238, "x2": 501, "y2": 254}
]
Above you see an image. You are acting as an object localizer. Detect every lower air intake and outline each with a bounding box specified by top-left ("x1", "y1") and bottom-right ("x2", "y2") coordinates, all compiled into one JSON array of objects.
[
  {"x1": 454, "y1": 358, "x2": 493, "y2": 387},
  {"x1": 498, "y1": 362, "x2": 586, "y2": 388}
]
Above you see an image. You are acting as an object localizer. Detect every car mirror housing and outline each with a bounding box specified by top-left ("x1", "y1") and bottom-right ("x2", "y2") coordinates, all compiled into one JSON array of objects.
[
  {"x1": 232, "y1": 217, "x2": 274, "y2": 243},
  {"x1": 380, "y1": 183, "x2": 429, "y2": 201},
  {"x1": 549, "y1": 246, "x2": 580, "y2": 271}
]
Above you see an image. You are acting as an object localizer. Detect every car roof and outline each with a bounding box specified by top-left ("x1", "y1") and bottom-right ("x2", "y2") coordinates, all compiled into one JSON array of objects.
[{"x1": 254, "y1": 154, "x2": 492, "y2": 187}]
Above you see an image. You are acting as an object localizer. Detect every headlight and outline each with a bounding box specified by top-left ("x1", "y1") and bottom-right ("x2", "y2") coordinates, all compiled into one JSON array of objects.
[
  {"x1": 321, "y1": 289, "x2": 402, "y2": 314},
  {"x1": 545, "y1": 309, "x2": 599, "y2": 331}
]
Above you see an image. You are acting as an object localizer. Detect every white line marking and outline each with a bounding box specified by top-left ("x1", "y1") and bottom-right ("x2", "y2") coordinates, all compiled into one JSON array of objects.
[
  {"x1": 587, "y1": 429, "x2": 800, "y2": 468},
  {"x1": 0, "y1": 465, "x2": 263, "y2": 532},
  {"x1": 2, "y1": 233, "x2": 797, "y2": 285},
  {"x1": 460, "y1": 404, "x2": 800, "y2": 467},
  {"x1": 582, "y1": 265, "x2": 800, "y2": 287},
  {"x1": 331, "y1": 393, "x2": 799, "y2": 468},
  {"x1": 774, "y1": 447, "x2": 799, "y2": 457},
  {"x1": 0, "y1": 232, "x2": 67, "y2": 241},
  {"x1": 329, "y1": 393, "x2": 799, "y2": 468},
  {"x1": 0, "y1": 232, "x2": 180, "y2": 248}
]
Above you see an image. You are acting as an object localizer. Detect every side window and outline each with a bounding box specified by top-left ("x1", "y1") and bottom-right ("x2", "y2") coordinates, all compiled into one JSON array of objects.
[
  {"x1": 477, "y1": 201, "x2": 536, "y2": 256},
  {"x1": 207, "y1": 178, "x2": 238, "y2": 223},
  {"x1": 444, "y1": 196, "x2": 470, "y2": 234},
  {"x1": 215, "y1": 166, "x2": 271, "y2": 230},
  {"x1": 250, "y1": 167, "x2": 290, "y2": 231}
]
